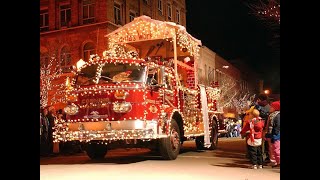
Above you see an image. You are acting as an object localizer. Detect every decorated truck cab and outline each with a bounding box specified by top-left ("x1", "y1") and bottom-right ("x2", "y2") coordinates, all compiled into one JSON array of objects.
[{"x1": 54, "y1": 16, "x2": 221, "y2": 160}]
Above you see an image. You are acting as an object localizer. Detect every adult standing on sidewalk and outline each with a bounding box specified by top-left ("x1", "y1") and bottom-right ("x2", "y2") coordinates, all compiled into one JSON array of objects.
[
  {"x1": 254, "y1": 94, "x2": 270, "y2": 162},
  {"x1": 40, "y1": 107, "x2": 50, "y2": 156},
  {"x1": 46, "y1": 106, "x2": 56, "y2": 155}
]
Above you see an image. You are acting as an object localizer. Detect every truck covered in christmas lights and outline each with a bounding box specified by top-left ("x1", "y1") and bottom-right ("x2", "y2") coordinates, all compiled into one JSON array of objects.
[{"x1": 55, "y1": 16, "x2": 221, "y2": 160}]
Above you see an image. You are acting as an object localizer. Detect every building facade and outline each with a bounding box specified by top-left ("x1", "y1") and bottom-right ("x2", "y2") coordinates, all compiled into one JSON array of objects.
[
  {"x1": 198, "y1": 46, "x2": 258, "y2": 117},
  {"x1": 40, "y1": 0, "x2": 186, "y2": 107},
  {"x1": 40, "y1": 0, "x2": 186, "y2": 71}
]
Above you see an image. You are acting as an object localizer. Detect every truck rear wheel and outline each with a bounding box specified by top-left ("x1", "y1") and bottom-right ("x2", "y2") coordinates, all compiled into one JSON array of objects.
[
  {"x1": 195, "y1": 119, "x2": 218, "y2": 150},
  {"x1": 159, "y1": 119, "x2": 181, "y2": 160},
  {"x1": 85, "y1": 142, "x2": 108, "y2": 160}
]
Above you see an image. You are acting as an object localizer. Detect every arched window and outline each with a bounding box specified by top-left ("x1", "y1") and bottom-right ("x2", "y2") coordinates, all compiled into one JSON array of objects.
[
  {"x1": 83, "y1": 42, "x2": 96, "y2": 61},
  {"x1": 60, "y1": 46, "x2": 72, "y2": 72}
]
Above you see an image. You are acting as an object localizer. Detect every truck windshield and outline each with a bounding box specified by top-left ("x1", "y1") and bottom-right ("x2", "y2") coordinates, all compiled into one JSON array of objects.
[
  {"x1": 75, "y1": 63, "x2": 146, "y2": 86},
  {"x1": 76, "y1": 64, "x2": 99, "y2": 86}
]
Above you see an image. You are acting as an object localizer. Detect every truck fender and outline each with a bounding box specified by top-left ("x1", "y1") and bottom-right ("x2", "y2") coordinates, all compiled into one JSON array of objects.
[{"x1": 161, "y1": 108, "x2": 181, "y2": 135}]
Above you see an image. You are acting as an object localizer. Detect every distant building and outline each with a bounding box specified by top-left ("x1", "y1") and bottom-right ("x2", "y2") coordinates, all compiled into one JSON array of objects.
[{"x1": 198, "y1": 46, "x2": 259, "y2": 117}]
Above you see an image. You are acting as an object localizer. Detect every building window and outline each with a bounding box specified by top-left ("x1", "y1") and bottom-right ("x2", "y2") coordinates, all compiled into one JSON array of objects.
[
  {"x1": 40, "y1": 10, "x2": 49, "y2": 32},
  {"x1": 167, "y1": 4, "x2": 172, "y2": 20},
  {"x1": 143, "y1": 0, "x2": 149, "y2": 5},
  {"x1": 176, "y1": 9, "x2": 180, "y2": 24},
  {"x1": 129, "y1": 11, "x2": 136, "y2": 22},
  {"x1": 114, "y1": 3, "x2": 121, "y2": 25},
  {"x1": 83, "y1": 0, "x2": 95, "y2": 24},
  {"x1": 83, "y1": 42, "x2": 96, "y2": 62},
  {"x1": 60, "y1": 46, "x2": 72, "y2": 72},
  {"x1": 60, "y1": 5, "x2": 71, "y2": 28},
  {"x1": 158, "y1": 0, "x2": 163, "y2": 14}
]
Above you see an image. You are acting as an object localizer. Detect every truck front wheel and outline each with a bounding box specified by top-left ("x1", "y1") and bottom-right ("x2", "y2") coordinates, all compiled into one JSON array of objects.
[
  {"x1": 85, "y1": 142, "x2": 108, "y2": 160},
  {"x1": 159, "y1": 119, "x2": 181, "y2": 160}
]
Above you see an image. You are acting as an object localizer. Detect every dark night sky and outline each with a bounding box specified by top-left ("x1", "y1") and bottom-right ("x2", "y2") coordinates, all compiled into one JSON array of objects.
[{"x1": 185, "y1": 0, "x2": 280, "y2": 94}]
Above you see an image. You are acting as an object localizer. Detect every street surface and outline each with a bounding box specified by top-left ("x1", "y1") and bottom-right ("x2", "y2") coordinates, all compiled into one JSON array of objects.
[{"x1": 40, "y1": 137, "x2": 280, "y2": 180}]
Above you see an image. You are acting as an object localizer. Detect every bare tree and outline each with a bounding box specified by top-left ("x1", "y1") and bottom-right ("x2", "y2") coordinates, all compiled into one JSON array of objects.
[
  {"x1": 246, "y1": 0, "x2": 280, "y2": 26},
  {"x1": 245, "y1": 0, "x2": 280, "y2": 56},
  {"x1": 40, "y1": 55, "x2": 62, "y2": 107},
  {"x1": 40, "y1": 33, "x2": 74, "y2": 108},
  {"x1": 40, "y1": 42, "x2": 68, "y2": 108},
  {"x1": 213, "y1": 73, "x2": 256, "y2": 114}
]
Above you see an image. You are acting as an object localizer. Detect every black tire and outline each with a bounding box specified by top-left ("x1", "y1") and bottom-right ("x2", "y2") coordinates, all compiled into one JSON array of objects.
[
  {"x1": 159, "y1": 119, "x2": 181, "y2": 160},
  {"x1": 85, "y1": 142, "x2": 108, "y2": 160},
  {"x1": 195, "y1": 119, "x2": 218, "y2": 150}
]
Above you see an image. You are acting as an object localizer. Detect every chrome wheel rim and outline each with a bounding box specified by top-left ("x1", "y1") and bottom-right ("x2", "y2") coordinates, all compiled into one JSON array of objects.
[{"x1": 170, "y1": 128, "x2": 180, "y2": 150}]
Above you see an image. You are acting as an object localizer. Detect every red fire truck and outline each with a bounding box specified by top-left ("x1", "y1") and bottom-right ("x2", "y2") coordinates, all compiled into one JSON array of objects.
[{"x1": 55, "y1": 16, "x2": 221, "y2": 160}]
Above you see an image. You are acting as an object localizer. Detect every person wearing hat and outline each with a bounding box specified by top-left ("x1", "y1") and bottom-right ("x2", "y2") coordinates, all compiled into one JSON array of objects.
[
  {"x1": 265, "y1": 101, "x2": 280, "y2": 168},
  {"x1": 241, "y1": 109, "x2": 265, "y2": 169},
  {"x1": 254, "y1": 94, "x2": 271, "y2": 162}
]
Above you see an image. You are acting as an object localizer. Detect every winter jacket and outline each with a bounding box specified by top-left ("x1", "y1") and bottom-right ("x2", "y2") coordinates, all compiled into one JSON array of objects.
[
  {"x1": 265, "y1": 111, "x2": 280, "y2": 143},
  {"x1": 241, "y1": 117, "x2": 264, "y2": 139}
]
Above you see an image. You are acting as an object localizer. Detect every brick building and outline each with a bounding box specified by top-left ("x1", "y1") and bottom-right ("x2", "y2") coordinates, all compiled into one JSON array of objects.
[
  {"x1": 40, "y1": 0, "x2": 186, "y2": 107},
  {"x1": 40, "y1": 0, "x2": 186, "y2": 70}
]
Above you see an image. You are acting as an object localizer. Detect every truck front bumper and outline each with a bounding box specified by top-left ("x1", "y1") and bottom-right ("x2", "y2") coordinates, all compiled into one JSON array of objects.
[{"x1": 53, "y1": 120, "x2": 163, "y2": 142}]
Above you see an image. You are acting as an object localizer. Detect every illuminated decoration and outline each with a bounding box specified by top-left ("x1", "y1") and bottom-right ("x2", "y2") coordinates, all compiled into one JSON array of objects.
[
  {"x1": 76, "y1": 59, "x2": 86, "y2": 70},
  {"x1": 184, "y1": 57, "x2": 190, "y2": 63},
  {"x1": 114, "y1": 90, "x2": 129, "y2": 99},
  {"x1": 64, "y1": 103, "x2": 79, "y2": 115},
  {"x1": 112, "y1": 102, "x2": 132, "y2": 113},
  {"x1": 215, "y1": 70, "x2": 256, "y2": 114},
  {"x1": 53, "y1": 16, "x2": 217, "y2": 144},
  {"x1": 149, "y1": 105, "x2": 158, "y2": 113},
  {"x1": 232, "y1": 93, "x2": 256, "y2": 114},
  {"x1": 246, "y1": 0, "x2": 280, "y2": 24},
  {"x1": 106, "y1": 15, "x2": 202, "y2": 59},
  {"x1": 40, "y1": 56, "x2": 68, "y2": 108},
  {"x1": 54, "y1": 59, "x2": 203, "y2": 142}
]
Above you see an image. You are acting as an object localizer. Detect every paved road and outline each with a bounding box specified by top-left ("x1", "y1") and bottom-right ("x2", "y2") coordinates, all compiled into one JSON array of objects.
[{"x1": 40, "y1": 137, "x2": 280, "y2": 180}]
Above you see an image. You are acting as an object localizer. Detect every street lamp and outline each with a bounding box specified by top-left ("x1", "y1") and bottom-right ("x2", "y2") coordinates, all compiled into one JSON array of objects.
[{"x1": 264, "y1": 89, "x2": 270, "y2": 95}]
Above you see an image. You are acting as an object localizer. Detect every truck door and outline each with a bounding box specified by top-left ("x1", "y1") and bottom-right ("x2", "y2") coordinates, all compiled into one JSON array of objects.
[{"x1": 145, "y1": 68, "x2": 161, "y2": 121}]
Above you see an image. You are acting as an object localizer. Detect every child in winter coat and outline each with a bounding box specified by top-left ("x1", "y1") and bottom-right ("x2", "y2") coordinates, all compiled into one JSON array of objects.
[
  {"x1": 241, "y1": 109, "x2": 265, "y2": 169},
  {"x1": 265, "y1": 101, "x2": 280, "y2": 168}
]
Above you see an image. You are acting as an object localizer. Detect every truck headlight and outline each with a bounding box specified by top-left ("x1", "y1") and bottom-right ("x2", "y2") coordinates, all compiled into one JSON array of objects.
[
  {"x1": 113, "y1": 102, "x2": 132, "y2": 113},
  {"x1": 63, "y1": 103, "x2": 79, "y2": 115}
]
